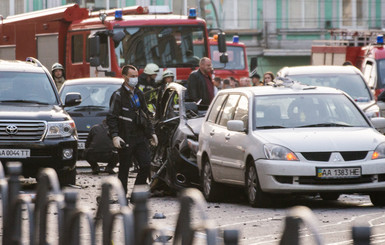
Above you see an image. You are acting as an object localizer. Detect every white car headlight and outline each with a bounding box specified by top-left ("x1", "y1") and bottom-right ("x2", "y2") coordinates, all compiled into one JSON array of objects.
[
  {"x1": 372, "y1": 142, "x2": 385, "y2": 160},
  {"x1": 264, "y1": 143, "x2": 299, "y2": 161},
  {"x1": 46, "y1": 121, "x2": 76, "y2": 138}
]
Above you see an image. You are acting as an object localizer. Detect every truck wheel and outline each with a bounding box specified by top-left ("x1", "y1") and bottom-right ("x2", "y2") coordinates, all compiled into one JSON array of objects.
[
  {"x1": 370, "y1": 192, "x2": 385, "y2": 206},
  {"x1": 245, "y1": 162, "x2": 271, "y2": 208},
  {"x1": 201, "y1": 158, "x2": 222, "y2": 202},
  {"x1": 58, "y1": 167, "x2": 77, "y2": 186}
]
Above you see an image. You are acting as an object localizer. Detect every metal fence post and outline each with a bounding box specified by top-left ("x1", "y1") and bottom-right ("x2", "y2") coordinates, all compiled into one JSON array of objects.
[
  {"x1": 0, "y1": 163, "x2": 8, "y2": 245},
  {"x1": 223, "y1": 230, "x2": 239, "y2": 245},
  {"x1": 5, "y1": 162, "x2": 22, "y2": 245},
  {"x1": 62, "y1": 191, "x2": 79, "y2": 245},
  {"x1": 352, "y1": 226, "x2": 371, "y2": 245},
  {"x1": 132, "y1": 185, "x2": 151, "y2": 245}
]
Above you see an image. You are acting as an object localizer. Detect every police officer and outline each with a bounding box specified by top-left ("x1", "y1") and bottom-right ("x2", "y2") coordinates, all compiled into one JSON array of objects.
[
  {"x1": 51, "y1": 63, "x2": 65, "y2": 91},
  {"x1": 107, "y1": 64, "x2": 158, "y2": 198},
  {"x1": 137, "y1": 63, "x2": 160, "y2": 92}
]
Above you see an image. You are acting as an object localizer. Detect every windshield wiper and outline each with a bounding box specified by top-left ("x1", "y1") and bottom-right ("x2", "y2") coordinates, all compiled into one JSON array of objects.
[
  {"x1": 0, "y1": 100, "x2": 49, "y2": 105},
  {"x1": 256, "y1": 125, "x2": 286, "y2": 129},
  {"x1": 298, "y1": 123, "x2": 353, "y2": 128}
]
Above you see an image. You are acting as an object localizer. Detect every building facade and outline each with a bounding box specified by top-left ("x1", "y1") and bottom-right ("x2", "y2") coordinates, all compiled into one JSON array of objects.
[{"x1": 1, "y1": 0, "x2": 385, "y2": 75}]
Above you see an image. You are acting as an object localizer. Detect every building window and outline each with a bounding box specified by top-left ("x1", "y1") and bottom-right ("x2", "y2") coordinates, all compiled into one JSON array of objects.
[
  {"x1": 342, "y1": 0, "x2": 367, "y2": 28},
  {"x1": 288, "y1": 0, "x2": 318, "y2": 28}
]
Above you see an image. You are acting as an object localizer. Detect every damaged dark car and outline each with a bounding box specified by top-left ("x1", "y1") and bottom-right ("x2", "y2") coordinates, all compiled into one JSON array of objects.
[{"x1": 146, "y1": 82, "x2": 207, "y2": 193}]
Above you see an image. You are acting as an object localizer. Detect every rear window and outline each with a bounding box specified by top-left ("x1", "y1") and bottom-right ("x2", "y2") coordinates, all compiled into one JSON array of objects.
[{"x1": 0, "y1": 72, "x2": 57, "y2": 104}]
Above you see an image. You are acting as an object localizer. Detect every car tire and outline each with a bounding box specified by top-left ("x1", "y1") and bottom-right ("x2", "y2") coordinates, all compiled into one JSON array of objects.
[
  {"x1": 370, "y1": 192, "x2": 385, "y2": 206},
  {"x1": 245, "y1": 163, "x2": 271, "y2": 208},
  {"x1": 58, "y1": 167, "x2": 77, "y2": 186},
  {"x1": 201, "y1": 158, "x2": 221, "y2": 202},
  {"x1": 320, "y1": 193, "x2": 340, "y2": 201}
]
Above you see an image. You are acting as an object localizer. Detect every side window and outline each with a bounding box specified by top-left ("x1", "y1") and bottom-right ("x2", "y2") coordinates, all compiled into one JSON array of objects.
[
  {"x1": 164, "y1": 91, "x2": 179, "y2": 120},
  {"x1": 207, "y1": 94, "x2": 227, "y2": 123},
  {"x1": 218, "y1": 94, "x2": 240, "y2": 127},
  {"x1": 71, "y1": 34, "x2": 83, "y2": 63},
  {"x1": 233, "y1": 96, "x2": 249, "y2": 129}
]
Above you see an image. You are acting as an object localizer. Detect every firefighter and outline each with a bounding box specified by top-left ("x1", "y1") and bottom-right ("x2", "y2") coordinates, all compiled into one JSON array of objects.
[
  {"x1": 155, "y1": 70, "x2": 175, "y2": 120},
  {"x1": 51, "y1": 63, "x2": 65, "y2": 91},
  {"x1": 107, "y1": 64, "x2": 158, "y2": 199},
  {"x1": 137, "y1": 63, "x2": 160, "y2": 93}
]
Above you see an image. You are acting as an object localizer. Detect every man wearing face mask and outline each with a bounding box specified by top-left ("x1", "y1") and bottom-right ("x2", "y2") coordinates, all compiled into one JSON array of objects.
[{"x1": 106, "y1": 64, "x2": 158, "y2": 200}]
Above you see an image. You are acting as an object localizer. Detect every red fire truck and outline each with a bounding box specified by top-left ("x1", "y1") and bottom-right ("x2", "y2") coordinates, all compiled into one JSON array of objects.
[
  {"x1": 209, "y1": 35, "x2": 249, "y2": 80},
  {"x1": 0, "y1": 4, "x2": 226, "y2": 80},
  {"x1": 311, "y1": 29, "x2": 385, "y2": 99}
]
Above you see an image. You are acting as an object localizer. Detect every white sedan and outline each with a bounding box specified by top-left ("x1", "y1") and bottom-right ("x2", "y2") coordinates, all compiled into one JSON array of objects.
[{"x1": 197, "y1": 80, "x2": 385, "y2": 207}]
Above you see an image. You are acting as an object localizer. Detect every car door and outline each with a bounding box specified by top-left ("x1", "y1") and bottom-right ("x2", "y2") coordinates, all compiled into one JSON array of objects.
[
  {"x1": 220, "y1": 95, "x2": 249, "y2": 184},
  {"x1": 213, "y1": 94, "x2": 240, "y2": 181},
  {"x1": 203, "y1": 94, "x2": 228, "y2": 178}
]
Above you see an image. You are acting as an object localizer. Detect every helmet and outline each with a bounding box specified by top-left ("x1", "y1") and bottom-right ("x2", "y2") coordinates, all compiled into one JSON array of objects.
[
  {"x1": 162, "y1": 69, "x2": 174, "y2": 79},
  {"x1": 143, "y1": 63, "x2": 159, "y2": 75},
  {"x1": 52, "y1": 63, "x2": 64, "y2": 72}
]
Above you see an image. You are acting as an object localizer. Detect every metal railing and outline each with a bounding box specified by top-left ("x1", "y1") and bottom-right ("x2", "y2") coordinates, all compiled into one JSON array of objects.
[{"x1": 0, "y1": 161, "x2": 239, "y2": 245}]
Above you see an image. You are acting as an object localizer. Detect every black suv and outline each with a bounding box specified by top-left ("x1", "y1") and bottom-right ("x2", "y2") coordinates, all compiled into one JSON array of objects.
[{"x1": 0, "y1": 58, "x2": 81, "y2": 185}]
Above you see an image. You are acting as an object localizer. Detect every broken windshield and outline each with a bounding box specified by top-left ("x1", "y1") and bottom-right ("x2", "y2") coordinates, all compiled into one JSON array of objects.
[{"x1": 113, "y1": 25, "x2": 208, "y2": 69}]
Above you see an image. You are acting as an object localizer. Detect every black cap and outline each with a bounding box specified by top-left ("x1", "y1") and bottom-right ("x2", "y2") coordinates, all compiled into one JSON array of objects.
[{"x1": 250, "y1": 73, "x2": 260, "y2": 79}]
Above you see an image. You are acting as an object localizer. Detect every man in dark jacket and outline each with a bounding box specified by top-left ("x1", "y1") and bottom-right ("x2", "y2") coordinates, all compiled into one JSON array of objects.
[
  {"x1": 84, "y1": 119, "x2": 118, "y2": 175},
  {"x1": 186, "y1": 57, "x2": 214, "y2": 106},
  {"x1": 107, "y1": 64, "x2": 158, "y2": 197}
]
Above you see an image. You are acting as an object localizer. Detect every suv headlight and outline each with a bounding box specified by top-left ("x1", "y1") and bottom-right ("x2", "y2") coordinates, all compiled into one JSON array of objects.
[
  {"x1": 372, "y1": 142, "x2": 385, "y2": 159},
  {"x1": 264, "y1": 143, "x2": 299, "y2": 161},
  {"x1": 46, "y1": 121, "x2": 76, "y2": 138}
]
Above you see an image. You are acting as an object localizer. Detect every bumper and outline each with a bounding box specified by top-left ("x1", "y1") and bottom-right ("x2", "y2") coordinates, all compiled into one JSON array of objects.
[
  {"x1": 256, "y1": 158, "x2": 385, "y2": 194},
  {"x1": 0, "y1": 137, "x2": 77, "y2": 176},
  {"x1": 168, "y1": 146, "x2": 200, "y2": 189}
]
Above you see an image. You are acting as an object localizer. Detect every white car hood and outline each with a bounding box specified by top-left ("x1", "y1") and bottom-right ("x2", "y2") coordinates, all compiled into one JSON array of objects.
[{"x1": 254, "y1": 127, "x2": 385, "y2": 152}]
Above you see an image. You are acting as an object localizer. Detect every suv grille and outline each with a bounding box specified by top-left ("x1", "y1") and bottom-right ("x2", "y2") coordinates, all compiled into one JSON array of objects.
[{"x1": 0, "y1": 121, "x2": 46, "y2": 141}]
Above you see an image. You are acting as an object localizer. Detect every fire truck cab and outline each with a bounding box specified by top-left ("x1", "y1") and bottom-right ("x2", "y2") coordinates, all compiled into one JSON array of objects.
[
  {"x1": 209, "y1": 35, "x2": 249, "y2": 81},
  {"x1": 311, "y1": 30, "x2": 385, "y2": 99},
  {"x1": 0, "y1": 4, "x2": 227, "y2": 81}
]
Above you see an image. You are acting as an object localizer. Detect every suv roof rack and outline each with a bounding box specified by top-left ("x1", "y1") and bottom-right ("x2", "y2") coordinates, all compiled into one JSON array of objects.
[{"x1": 26, "y1": 57, "x2": 43, "y2": 67}]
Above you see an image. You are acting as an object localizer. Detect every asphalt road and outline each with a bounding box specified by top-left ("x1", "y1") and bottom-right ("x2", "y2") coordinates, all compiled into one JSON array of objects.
[{"x1": 17, "y1": 161, "x2": 385, "y2": 244}]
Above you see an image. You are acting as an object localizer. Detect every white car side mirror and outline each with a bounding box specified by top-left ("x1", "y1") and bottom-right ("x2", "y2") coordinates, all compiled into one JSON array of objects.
[
  {"x1": 227, "y1": 120, "x2": 245, "y2": 132},
  {"x1": 371, "y1": 117, "x2": 385, "y2": 134}
]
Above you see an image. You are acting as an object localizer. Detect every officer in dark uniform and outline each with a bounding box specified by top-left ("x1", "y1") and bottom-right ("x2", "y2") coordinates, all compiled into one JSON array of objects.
[
  {"x1": 107, "y1": 64, "x2": 158, "y2": 197},
  {"x1": 84, "y1": 119, "x2": 118, "y2": 175}
]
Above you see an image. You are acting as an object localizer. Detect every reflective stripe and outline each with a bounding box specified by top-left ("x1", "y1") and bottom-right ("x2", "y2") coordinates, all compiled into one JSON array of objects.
[{"x1": 118, "y1": 116, "x2": 133, "y2": 122}]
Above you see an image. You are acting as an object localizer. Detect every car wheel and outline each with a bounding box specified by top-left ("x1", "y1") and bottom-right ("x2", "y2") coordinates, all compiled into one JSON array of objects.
[
  {"x1": 246, "y1": 163, "x2": 271, "y2": 208},
  {"x1": 58, "y1": 167, "x2": 77, "y2": 186},
  {"x1": 370, "y1": 192, "x2": 385, "y2": 206},
  {"x1": 201, "y1": 158, "x2": 221, "y2": 202},
  {"x1": 320, "y1": 193, "x2": 340, "y2": 201}
]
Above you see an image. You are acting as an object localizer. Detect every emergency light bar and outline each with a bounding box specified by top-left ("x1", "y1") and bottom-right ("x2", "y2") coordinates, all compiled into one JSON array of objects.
[
  {"x1": 232, "y1": 35, "x2": 239, "y2": 43},
  {"x1": 377, "y1": 35, "x2": 384, "y2": 45},
  {"x1": 189, "y1": 8, "x2": 197, "y2": 19},
  {"x1": 115, "y1": 10, "x2": 122, "y2": 20}
]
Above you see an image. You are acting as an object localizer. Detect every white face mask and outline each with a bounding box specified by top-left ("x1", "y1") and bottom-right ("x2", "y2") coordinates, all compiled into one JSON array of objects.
[{"x1": 127, "y1": 77, "x2": 138, "y2": 87}]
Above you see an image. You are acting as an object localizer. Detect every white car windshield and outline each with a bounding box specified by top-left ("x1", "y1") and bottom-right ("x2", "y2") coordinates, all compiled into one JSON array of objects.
[
  {"x1": 287, "y1": 74, "x2": 372, "y2": 102},
  {"x1": 253, "y1": 94, "x2": 370, "y2": 129}
]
